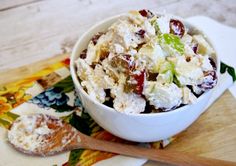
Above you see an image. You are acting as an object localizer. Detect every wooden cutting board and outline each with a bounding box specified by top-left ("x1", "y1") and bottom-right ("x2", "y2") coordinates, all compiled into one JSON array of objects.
[{"x1": 0, "y1": 54, "x2": 236, "y2": 166}]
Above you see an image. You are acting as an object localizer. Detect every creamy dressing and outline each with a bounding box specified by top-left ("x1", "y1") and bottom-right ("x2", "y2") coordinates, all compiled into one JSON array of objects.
[
  {"x1": 8, "y1": 114, "x2": 52, "y2": 152},
  {"x1": 76, "y1": 10, "x2": 217, "y2": 113},
  {"x1": 8, "y1": 114, "x2": 80, "y2": 155}
]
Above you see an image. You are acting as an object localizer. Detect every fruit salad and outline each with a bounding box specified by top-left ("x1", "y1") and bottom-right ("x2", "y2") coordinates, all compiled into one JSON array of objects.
[{"x1": 76, "y1": 10, "x2": 217, "y2": 114}]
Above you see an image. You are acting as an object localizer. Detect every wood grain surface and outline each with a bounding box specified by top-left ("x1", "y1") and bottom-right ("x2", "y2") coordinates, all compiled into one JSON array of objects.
[
  {"x1": 0, "y1": 0, "x2": 236, "y2": 71},
  {"x1": 0, "y1": 0, "x2": 236, "y2": 166}
]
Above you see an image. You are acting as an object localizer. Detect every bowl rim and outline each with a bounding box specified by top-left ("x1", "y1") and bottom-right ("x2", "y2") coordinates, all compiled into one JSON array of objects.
[{"x1": 70, "y1": 13, "x2": 220, "y2": 117}]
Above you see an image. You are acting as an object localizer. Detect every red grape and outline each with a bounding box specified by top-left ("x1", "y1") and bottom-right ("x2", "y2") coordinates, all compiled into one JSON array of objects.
[
  {"x1": 139, "y1": 9, "x2": 154, "y2": 19},
  {"x1": 135, "y1": 29, "x2": 146, "y2": 38},
  {"x1": 198, "y1": 70, "x2": 217, "y2": 90},
  {"x1": 169, "y1": 19, "x2": 185, "y2": 38},
  {"x1": 80, "y1": 49, "x2": 87, "y2": 59},
  {"x1": 130, "y1": 70, "x2": 145, "y2": 95},
  {"x1": 91, "y1": 32, "x2": 104, "y2": 45},
  {"x1": 192, "y1": 43, "x2": 198, "y2": 54},
  {"x1": 111, "y1": 54, "x2": 135, "y2": 73}
]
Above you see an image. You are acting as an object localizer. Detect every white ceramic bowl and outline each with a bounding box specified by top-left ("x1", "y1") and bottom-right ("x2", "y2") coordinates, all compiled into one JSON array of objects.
[{"x1": 70, "y1": 14, "x2": 219, "y2": 142}]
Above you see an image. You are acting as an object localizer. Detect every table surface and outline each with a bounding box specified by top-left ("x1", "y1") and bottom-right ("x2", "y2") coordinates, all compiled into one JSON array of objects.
[
  {"x1": 0, "y1": 0, "x2": 236, "y2": 166},
  {"x1": 1, "y1": 0, "x2": 236, "y2": 71}
]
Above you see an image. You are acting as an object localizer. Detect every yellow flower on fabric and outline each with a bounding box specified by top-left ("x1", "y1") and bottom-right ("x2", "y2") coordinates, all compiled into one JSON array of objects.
[
  {"x1": 0, "y1": 96, "x2": 12, "y2": 114},
  {"x1": 0, "y1": 89, "x2": 32, "y2": 112},
  {"x1": 12, "y1": 90, "x2": 32, "y2": 107}
]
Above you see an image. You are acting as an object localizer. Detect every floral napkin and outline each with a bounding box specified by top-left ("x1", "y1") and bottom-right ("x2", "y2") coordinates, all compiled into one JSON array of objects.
[{"x1": 0, "y1": 57, "x2": 172, "y2": 166}]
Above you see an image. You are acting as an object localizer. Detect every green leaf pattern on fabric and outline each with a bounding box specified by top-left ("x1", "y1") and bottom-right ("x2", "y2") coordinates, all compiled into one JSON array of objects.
[
  {"x1": 0, "y1": 112, "x2": 19, "y2": 128},
  {"x1": 220, "y1": 62, "x2": 236, "y2": 82},
  {"x1": 54, "y1": 76, "x2": 74, "y2": 93},
  {"x1": 68, "y1": 149, "x2": 84, "y2": 166}
]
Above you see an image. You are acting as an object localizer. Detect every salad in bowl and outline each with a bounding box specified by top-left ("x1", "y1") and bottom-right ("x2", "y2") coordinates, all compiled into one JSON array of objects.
[
  {"x1": 75, "y1": 10, "x2": 217, "y2": 114},
  {"x1": 70, "y1": 10, "x2": 219, "y2": 142}
]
